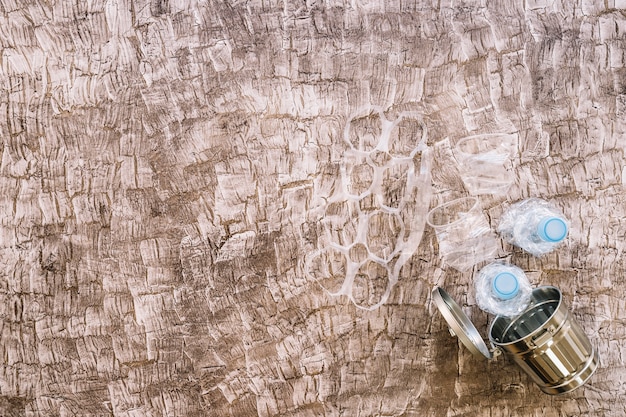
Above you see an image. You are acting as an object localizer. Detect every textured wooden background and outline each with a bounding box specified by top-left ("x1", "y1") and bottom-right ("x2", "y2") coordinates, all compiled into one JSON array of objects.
[{"x1": 0, "y1": 0, "x2": 624, "y2": 416}]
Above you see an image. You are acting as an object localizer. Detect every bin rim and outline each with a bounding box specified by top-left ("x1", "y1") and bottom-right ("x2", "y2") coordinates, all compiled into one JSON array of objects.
[{"x1": 488, "y1": 285, "x2": 563, "y2": 347}]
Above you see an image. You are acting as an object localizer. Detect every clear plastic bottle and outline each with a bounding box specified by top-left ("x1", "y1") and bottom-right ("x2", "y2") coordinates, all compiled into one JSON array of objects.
[
  {"x1": 474, "y1": 262, "x2": 532, "y2": 317},
  {"x1": 497, "y1": 198, "x2": 568, "y2": 257}
]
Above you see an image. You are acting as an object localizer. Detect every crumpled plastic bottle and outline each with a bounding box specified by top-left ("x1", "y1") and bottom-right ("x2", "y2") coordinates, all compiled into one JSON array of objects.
[
  {"x1": 474, "y1": 262, "x2": 532, "y2": 317},
  {"x1": 497, "y1": 198, "x2": 568, "y2": 257}
]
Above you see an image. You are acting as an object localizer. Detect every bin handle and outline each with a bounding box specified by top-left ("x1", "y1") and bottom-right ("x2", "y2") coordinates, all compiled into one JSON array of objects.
[{"x1": 489, "y1": 341, "x2": 503, "y2": 359}]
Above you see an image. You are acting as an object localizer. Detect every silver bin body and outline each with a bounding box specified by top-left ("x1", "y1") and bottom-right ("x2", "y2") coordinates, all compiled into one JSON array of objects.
[{"x1": 489, "y1": 286, "x2": 599, "y2": 395}]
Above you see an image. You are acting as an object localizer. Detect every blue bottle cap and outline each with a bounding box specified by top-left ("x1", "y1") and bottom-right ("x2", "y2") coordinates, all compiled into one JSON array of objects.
[
  {"x1": 537, "y1": 217, "x2": 567, "y2": 243},
  {"x1": 492, "y1": 272, "x2": 519, "y2": 300}
]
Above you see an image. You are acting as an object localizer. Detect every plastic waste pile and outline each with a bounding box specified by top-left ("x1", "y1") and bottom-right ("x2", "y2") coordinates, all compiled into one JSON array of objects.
[{"x1": 428, "y1": 133, "x2": 598, "y2": 395}]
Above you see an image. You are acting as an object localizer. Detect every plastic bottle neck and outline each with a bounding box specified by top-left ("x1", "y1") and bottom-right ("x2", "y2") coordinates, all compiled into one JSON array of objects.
[
  {"x1": 492, "y1": 272, "x2": 519, "y2": 300},
  {"x1": 536, "y1": 217, "x2": 567, "y2": 243}
]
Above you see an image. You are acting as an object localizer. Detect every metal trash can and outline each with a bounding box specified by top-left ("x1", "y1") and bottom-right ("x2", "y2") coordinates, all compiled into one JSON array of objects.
[{"x1": 432, "y1": 285, "x2": 599, "y2": 395}]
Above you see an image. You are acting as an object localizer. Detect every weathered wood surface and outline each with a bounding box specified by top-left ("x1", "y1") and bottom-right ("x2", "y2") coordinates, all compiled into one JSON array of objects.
[{"x1": 0, "y1": 0, "x2": 624, "y2": 415}]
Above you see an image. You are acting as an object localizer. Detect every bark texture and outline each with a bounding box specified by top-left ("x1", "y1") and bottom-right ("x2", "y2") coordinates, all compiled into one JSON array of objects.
[{"x1": 0, "y1": 0, "x2": 624, "y2": 416}]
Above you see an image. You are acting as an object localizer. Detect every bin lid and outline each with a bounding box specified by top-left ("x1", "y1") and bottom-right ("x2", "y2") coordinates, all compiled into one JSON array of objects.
[{"x1": 432, "y1": 287, "x2": 492, "y2": 359}]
